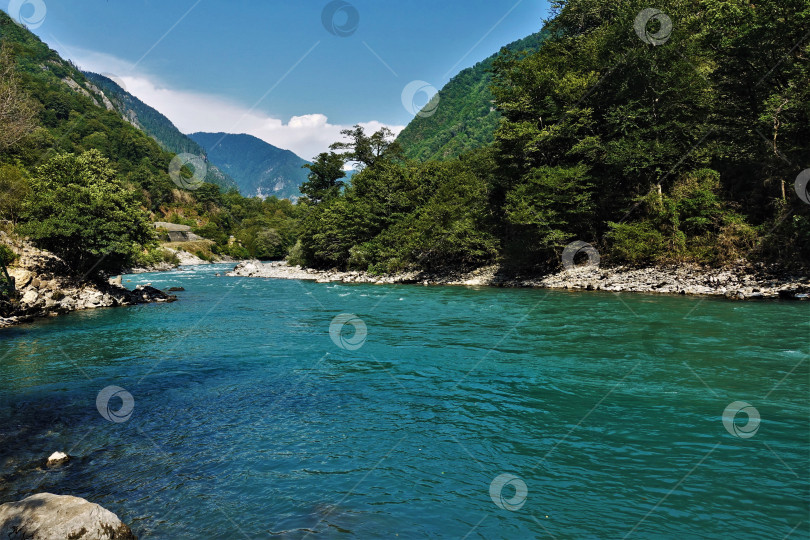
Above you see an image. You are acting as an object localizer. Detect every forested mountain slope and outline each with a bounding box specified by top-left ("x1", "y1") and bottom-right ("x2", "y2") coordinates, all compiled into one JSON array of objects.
[
  {"x1": 189, "y1": 132, "x2": 308, "y2": 200},
  {"x1": 296, "y1": 0, "x2": 809, "y2": 273},
  {"x1": 82, "y1": 71, "x2": 237, "y2": 192},
  {"x1": 396, "y1": 31, "x2": 546, "y2": 161},
  {"x1": 0, "y1": 9, "x2": 300, "y2": 274}
]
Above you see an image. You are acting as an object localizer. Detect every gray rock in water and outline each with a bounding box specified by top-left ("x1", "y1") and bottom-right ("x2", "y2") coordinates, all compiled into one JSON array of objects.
[
  {"x1": 132, "y1": 285, "x2": 177, "y2": 303},
  {"x1": 0, "y1": 493, "x2": 136, "y2": 539}
]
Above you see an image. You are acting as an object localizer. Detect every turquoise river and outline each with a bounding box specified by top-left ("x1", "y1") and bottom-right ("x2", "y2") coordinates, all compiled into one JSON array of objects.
[{"x1": 1, "y1": 264, "x2": 808, "y2": 538}]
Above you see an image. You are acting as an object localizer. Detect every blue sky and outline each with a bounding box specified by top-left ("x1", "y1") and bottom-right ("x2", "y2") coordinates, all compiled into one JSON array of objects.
[{"x1": 4, "y1": 0, "x2": 551, "y2": 158}]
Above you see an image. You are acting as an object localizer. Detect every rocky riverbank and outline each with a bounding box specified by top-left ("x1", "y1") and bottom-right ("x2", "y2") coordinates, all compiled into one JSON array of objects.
[
  {"x1": 0, "y1": 242, "x2": 177, "y2": 329},
  {"x1": 122, "y1": 246, "x2": 239, "y2": 273},
  {"x1": 227, "y1": 260, "x2": 810, "y2": 300}
]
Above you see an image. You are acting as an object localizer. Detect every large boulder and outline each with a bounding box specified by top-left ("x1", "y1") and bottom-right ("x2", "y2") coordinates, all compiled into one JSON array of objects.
[
  {"x1": 20, "y1": 289, "x2": 40, "y2": 306},
  {"x1": 79, "y1": 289, "x2": 106, "y2": 309},
  {"x1": 132, "y1": 285, "x2": 177, "y2": 303},
  {"x1": 0, "y1": 493, "x2": 135, "y2": 539}
]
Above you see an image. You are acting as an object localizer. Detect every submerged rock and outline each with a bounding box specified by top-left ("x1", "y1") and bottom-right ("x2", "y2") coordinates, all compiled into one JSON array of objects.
[
  {"x1": 0, "y1": 493, "x2": 136, "y2": 539},
  {"x1": 132, "y1": 285, "x2": 177, "y2": 303}
]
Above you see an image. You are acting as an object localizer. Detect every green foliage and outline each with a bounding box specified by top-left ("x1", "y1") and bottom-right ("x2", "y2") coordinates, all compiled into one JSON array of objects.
[
  {"x1": 222, "y1": 242, "x2": 251, "y2": 260},
  {"x1": 223, "y1": 195, "x2": 299, "y2": 259},
  {"x1": 0, "y1": 42, "x2": 38, "y2": 152},
  {"x1": 286, "y1": 240, "x2": 306, "y2": 267},
  {"x1": 293, "y1": 1, "x2": 807, "y2": 273},
  {"x1": 503, "y1": 165, "x2": 594, "y2": 260},
  {"x1": 301, "y1": 152, "x2": 346, "y2": 204},
  {"x1": 0, "y1": 11, "x2": 304, "y2": 273},
  {"x1": 168, "y1": 214, "x2": 197, "y2": 227},
  {"x1": 608, "y1": 169, "x2": 758, "y2": 265},
  {"x1": 488, "y1": 0, "x2": 808, "y2": 267},
  {"x1": 193, "y1": 222, "x2": 228, "y2": 244},
  {"x1": 2, "y1": 4, "x2": 807, "y2": 280},
  {"x1": 0, "y1": 243, "x2": 17, "y2": 266},
  {"x1": 20, "y1": 150, "x2": 155, "y2": 275},
  {"x1": 0, "y1": 12, "x2": 295, "y2": 275},
  {"x1": 607, "y1": 221, "x2": 669, "y2": 264},
  {"x1": 362, "y1": 162, "x2": 499, "y2": 272},
  {"x1": 0, "y1": 164, "x2": 29, "y2": 223},
  {"x1": 299, "y1": 197, "x2": 378, "y2": 268},
  {"x1": 195, "y1": 250, "x2": 212, "y2": 262},
  {"x1": 133, "y1": 246, "x2": 180, "y2": 268},
  {"x1": 754, "y1": 202, "x2": 810, "y2": 269},
  {"x1": 296, "y1": 127, "x2": 499, "y2": 271},
  {"x1": 331, "y1": 125, "x2": 403, "y2": 170},
  {"x1": 253, "y1": 229, "x2": 285, "y2": 260},
  {"x1": 1, "y1": 9, "x2": 181, "y2": 207}
]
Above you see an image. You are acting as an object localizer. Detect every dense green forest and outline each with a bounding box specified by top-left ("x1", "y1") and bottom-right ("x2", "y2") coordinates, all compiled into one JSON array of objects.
[
  {"x1": 0, "y1": 10, "x2": 299, "y2": 275},
  {"x1": 296, "y1": 0, "x2": 809, "y2": 273},
  {"x1": 396, "y1": 32, "x2": 546, "y2": 162},
  {"x1": 2, "y1": 0, "x2": 808, "y2": 281}
]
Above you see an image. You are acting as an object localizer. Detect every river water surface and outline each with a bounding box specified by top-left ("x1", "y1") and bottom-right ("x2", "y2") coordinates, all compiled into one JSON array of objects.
[{"x1": 1, "y1": 263, "x2": 808, "y2": 538}]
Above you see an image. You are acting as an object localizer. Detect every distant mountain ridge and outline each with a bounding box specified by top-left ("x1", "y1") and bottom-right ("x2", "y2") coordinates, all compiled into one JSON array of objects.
[
  {"x1": 396, "y1": 31, "x2": 547, "y2": 161},
  {"x1": 189, "y1": 132, "x2": 308, "y2": 200},
  {"x1": 82, "y1": 72, "x2": 238, "y2": 192}
]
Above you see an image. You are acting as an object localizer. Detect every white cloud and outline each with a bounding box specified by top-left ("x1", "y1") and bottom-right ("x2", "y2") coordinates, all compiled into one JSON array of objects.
[{"x1": 62, "y1": 47, "x2": 405, "y2": 160}]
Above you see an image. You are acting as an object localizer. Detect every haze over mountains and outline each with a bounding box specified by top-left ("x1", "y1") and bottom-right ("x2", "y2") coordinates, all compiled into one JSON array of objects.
[
  {"x1": 84, "y1": 71, "x2": 239, "y2": 192},
  {"x1": 11, "y1": 8, "x2": 548, "y2": 202},
  {"x1": 81, "y1": 28, "x2": 550, "y2": 199},
  {"x1": 189, "y1": 133, "x2": 308, "y2": 201},
  {"x1": 84, "y1": 72, "x2": 310, "y2": 199},
  {"x1": 75, "y1": 31, "x2": 550, "y2": 200}
]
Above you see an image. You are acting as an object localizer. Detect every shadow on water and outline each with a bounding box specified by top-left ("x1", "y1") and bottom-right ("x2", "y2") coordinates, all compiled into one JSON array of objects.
[{"x1": 0, "y1": 386, "x2": 101, "y2": 501}]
